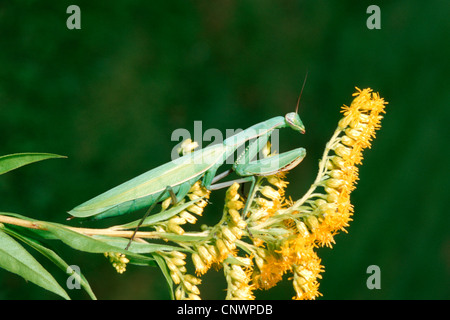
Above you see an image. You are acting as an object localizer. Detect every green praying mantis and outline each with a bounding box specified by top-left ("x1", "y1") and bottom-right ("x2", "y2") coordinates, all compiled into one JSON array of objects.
[{"x1": 69, "y1": 82, "x2": 309, "y2": 249}]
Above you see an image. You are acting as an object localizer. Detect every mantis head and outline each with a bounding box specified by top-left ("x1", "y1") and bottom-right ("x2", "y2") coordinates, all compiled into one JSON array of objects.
[
  {"x1": 286, "y1": 71, "x2": 308, "y2": 134},
  {"x1": 285, "y1": 112, "x2": 305, "y2": 134}
]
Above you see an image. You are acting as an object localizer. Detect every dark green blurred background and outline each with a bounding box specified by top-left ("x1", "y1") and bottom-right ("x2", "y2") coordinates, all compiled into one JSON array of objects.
[{"x1": 0, "y1": 0, "x2": 448, "y2": 299}]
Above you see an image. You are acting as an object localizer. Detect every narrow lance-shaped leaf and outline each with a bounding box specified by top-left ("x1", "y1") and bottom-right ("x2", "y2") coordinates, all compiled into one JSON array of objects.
[
  {"x1": 37, "y1": 221, "x2": 156, "y2": 266},
  {"x1": 0, "y1": 153, "x2": 66, "y2": 175},
  {"x1": 0, "y1": 225, "x2": 97, "y2": 300},
  {"x1": 0, "y1": 229, "x2": 70, "y2": 300},
  {"x1": 153, "y1": 253, "x2": 174, "y2": 300},
  {"x1": 93, "y1": 235, "x2": 191, "y2": 254}
]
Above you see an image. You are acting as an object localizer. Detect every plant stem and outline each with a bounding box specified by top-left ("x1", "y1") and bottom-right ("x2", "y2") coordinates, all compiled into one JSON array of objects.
[
  {"x1": 0, "y1": 214, "x2": 159, "y2": 239},
  {"x1": 289, "y1": 127, "x2": 343, "y2": 213}
]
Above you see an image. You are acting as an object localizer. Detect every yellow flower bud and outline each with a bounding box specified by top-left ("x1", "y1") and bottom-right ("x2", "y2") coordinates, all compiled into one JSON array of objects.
[
  {"x1": 249, "y1": 208, "x2": 269, "y2": 221},
  {"x1": 215, "y1": 239, "x2": 229, "y2": 259},
  {"x1": 234, "y1": 256, "x2": 253, "y2": 267},
  {"x1": 177, "y1": 139, "x2": 199, "y2": 156},
  {"x1": 198, "y1": 245, "x2": 213, "y2": 265},
  {"x1": 319, "y1": 202, "x2": 338, "y2": 213},
  {"x1": 329, "y1": 169, "x2": 343, "y2": 179},
  {"x1": 262, "y1": 141, "x2": 272, "y2": 158},
  {"x1": 171, "y1": 271, "x2": 181, "y2": 285},
  {"x1": 226, "y1": 183, "x2": 240, "y2": 200},
  {"x1": 186, "y1": 280, "x2": 200, "y2": 295},
  {"x1": 255, "y1": 197, "x2": 274, "y2": 209},
  {"x1": 227, "y1": 200, "x2": 244, "y2": 211},
  {"x1": 166, "y1": 259, "x2": 178, "y2": 272},
  {"x1": 179, "y1": 266, "x2": 187, "y2": 273},
  {"x1": 314, "y1": 199, "x2": 327, "y2": 208},
  {"x1": 326, "y1": 192, "x2": 339, "y2": 203},
  {"x1": 266, "y1": 175, "x2": 288, "y2": 189},
  {"x1": 236, "y1": 219, "x2": 247, "y2": 229},
  {"x1": 230, "y1": 267, "x2": 247, "y2": 283},
  {"x1": 221, "y1": 226, "x2": 237, "y2": 243},
  {"x1": 187, "y1": 204, "x2": 204, "y2": 216},
  {"x1": 228, "y1": 209, "x2": 242, "y2": 225},
  {"x1": 260, "y1": 185, "x2": 280, "y2": 200},
  {"x1": 341, "y1": 135, "x2": 356, "y2": 147},
  {"x1": 187, "y1": 293, "x2": 201, "y2": 300},
  {"x1": 338, "y1": 117, "x2": 351, "y2": 129},
  {"x1": 169, "y1": 216, "x2": 186, "y2": 225},
  {"x1": 345, "y1": 128, "x2": 363, "y2": 140},
  {"x1": 168, "y1": 222, "x2": 185, "y2": 235},
  {"x1": 184, "y1": 274, "x2": 202, "y2": 285},
  {"x1": 161, "y1": 197, "x2": 173, "y2": 210},
  {"x1": 325, "y1": 178, "x2": 344, "y2": 189},
  {"x1": 154, "y1": 225, "x2": 166, "y2": 233},
  {"x1": 192, "y1": 253, "x2": 207, "y2": 274},
  {"x1": 195, "y1": 199, "x2": 209, "y2": 208},
  {"x1": 296, "y1": 221, "x2": 310, "y2": 238},
  {"x1": 119, "y1": 255, "x2": 129, "y2": 264},
  {"x1": 187, "y1": 193, "x2": 201, "y2": 201},
  {"x1": 334, "y1": 144, "x2": 352, "y2": 158},
  {"x1": 179, "y1": 211, "x2": 197, "y2": 224},
  {"x1": 205, "y1": 244, "x2": 219, "y2": 260},
  {"x1": 171, "y1": 257, "x2": 186, "y2": 267},
  {"x1": 305, "y1": 215, "x2": 320, "y2": 230},
  {"x1": 330, "y1": 155, "x2": 345, "y2": 169},
  {"x1": 358, "y1": 113, "x2": 370, "y2": 123},
  {"x1": 175, "y1": 286, "x2": 184, "y2": 300},
  {"x1": 230, "y1": 225, "x2": 244, "y2": 238}
]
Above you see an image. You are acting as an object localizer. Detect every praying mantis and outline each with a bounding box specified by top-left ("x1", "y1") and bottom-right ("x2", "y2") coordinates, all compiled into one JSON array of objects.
[
  {"x1": 69, "y1": 82, "x2": 309, "y2": 249},
  {"x1": 69, "y1": 112, "x2": 306, "y2": 219}
]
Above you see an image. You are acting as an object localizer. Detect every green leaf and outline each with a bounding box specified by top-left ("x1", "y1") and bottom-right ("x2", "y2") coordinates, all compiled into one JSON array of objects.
[
  {"x1": 157, "y1": 232, "x2": 206, "y2": 242},
  {"x1": 0, "y1": 225, "x2": 97, "y2": 300},
  {"x1": 153, "y1": 253, "x2": 174, "y2": 300},
  {"x1": 0, "y1": 229, "x2": 70, "y2": 300},
  {"x1": 38, "y1": 221, "x2": 156, "y2": 265},
  {"x1": 0, "y1": 152, "x2": 66, "y2": 175}
]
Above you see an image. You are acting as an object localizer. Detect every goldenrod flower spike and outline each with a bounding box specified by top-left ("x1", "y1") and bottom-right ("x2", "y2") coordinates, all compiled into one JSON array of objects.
[{"x1": 240, "y1": 88, "x2": 386, "y2": 299}]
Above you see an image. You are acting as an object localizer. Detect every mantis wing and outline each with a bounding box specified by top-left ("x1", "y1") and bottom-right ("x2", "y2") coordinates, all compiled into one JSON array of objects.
[{"x1": 68, "y1": 144, "x2": 226, "y2": 219}]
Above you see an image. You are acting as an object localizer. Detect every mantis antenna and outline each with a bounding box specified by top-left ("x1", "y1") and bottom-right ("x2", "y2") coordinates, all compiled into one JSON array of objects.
[{"x1": 295, "y1": 70, "x2": 308, "y2": 114}]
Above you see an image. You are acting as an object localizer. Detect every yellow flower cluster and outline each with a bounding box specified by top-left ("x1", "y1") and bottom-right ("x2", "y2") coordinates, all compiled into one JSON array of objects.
[
  {"x1": 156, "y1": 181, "x2": 210, "y2": 235},
  {"x1": 104, "y1": 252, "x2": 129, "y2": 274},
  {"x1": 308, "y1": 87, "x2": 387, "y2": 247},
  {"x1": 160, "y1": 250, "x2": 202, "y2": 300},
  {"x1": 245, "y1": 174, "x2": 323, "y2": 299},
  {"x1": 291, "y1": 257, "x2": 323, "y2": 300},
  {"x1": 192, "y1": 183, "x2": 247, "y2": 275},
  {"x1": 248, "y1": 174, "x2": 288, "y2": 227},
  {"x1": 224, "y1": 258, "x2": 254, "y2": 300}
]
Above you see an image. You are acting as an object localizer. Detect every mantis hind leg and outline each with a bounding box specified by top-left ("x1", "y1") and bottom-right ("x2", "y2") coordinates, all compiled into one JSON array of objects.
[{"x1": 125, "y1": 185, "x2": 178, "y2": 250}]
